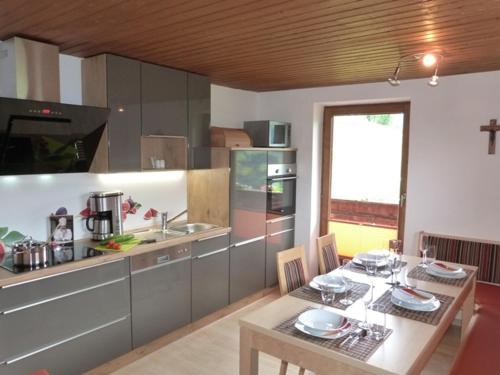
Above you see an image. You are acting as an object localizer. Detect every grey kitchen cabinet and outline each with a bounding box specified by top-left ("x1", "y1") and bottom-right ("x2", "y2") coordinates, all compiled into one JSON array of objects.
[
  {"x1": 230, "y1": 237, "x2": 266, "y2": 303},
  {"x1": 141, "y1": 62, "x2": 188, "y2": 137},
  {"x1": 265, "y1": 215, "x2": 295, "y2": 287},
  {"x1": 131, "y1": 244, "x2": 192, "y2": 348},
  {"x1": 191, "y1": 233, "x2": 230, "y2": 321},
  {"x1": 230, "y1": 150, "x2": 267, "y2": 244},
  {"x1": 1, "y1": 316, "x2": 132, "y2": 375},
  {"x1": 82, "y1": 54, "x2": 142, "y2": 172},
  {"x1": 187, "y1": 72, "x2": 211, "y2": 169},
  {"x1": 0, "y1": 258, "x2": 132, "y2": 374},
  {"x1": 106, "y1": 55, "x2": 142, "y2": 171}
]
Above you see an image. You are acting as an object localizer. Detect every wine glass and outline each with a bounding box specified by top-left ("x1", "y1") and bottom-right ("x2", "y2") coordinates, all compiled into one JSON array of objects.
[
  {"x1": 359, "y1": 282, "x2": 373, "y2": 329},
  {"x1": 339, "y1": 259, "x2": 353, "y2": 306},
  {"x1": 426, "y1": 245, "x2": 436, "y2": 265},
  {"x1": 419, "y1": 247, "x2": 429, "y2": 268}
]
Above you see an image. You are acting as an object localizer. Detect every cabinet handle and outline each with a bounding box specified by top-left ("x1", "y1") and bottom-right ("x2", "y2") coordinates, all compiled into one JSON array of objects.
[
  {"x1": 130, "y1": 255, "x2": 191, "y2": 275},
  {"x1": 0, "y1": 277, "x2": 129, "y2": 316},
  {"x1": 266, "y1": 214, "x2": 295, "y2": 224},
  {"x1": 232, "y1": 236, "x2": 266, "y2": 247},
  {"x1": 268, "y1": 228, "x2": 294, "y2": 237},
  {"x1": 193, "y1": 247, "x2": 229, "y2": 259},
  {"x1": 268, "y1": 176, "x2": 297, "y2": 181},
  {"x1": 0, "y1": 258, "x2": 125, "y2": 289},
  {"x1": 195, "y1": 233, "x2": 228, "y2": 242},
  {"x1": 0, "y1": 315, "x2": 130, "y2": 365}
]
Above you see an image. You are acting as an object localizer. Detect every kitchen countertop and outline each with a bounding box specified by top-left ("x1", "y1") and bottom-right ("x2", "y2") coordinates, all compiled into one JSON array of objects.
[{"x1": 0, "y1": 226, "x2": 231, "y2": 288}]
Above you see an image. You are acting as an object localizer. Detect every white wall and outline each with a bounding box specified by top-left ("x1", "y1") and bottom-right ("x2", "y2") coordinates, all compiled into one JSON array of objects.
[
  {"x1": 258, "y1": 71, "x2": 500, "y2": 272},
  {"x1": 211, "y1": 84, "x2": 258, "y2": 127}
]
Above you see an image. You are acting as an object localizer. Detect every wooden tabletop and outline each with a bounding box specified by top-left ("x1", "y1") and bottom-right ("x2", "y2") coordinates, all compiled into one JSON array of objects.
[
  {"x1": 239, "y1": 255, "x2": 477, "y2": 375},
  {"x1": 0, "y1": 226, "x2": 231, "y2": 288}
]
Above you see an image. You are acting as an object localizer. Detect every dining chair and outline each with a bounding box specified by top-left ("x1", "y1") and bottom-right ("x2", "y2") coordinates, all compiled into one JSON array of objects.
[
  {"x1": 317, "y1": 233, "x2": 341, "y2": 274},
  {"x1": 276, "y1": 245, "x2": 309, "y2": 375},
  {"x1": 277, "y1": 245, "x2": 310, "y2": 296}
]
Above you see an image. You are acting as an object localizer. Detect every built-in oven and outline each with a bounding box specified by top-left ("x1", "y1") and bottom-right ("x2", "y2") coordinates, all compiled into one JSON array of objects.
[{"x1": 267, "y1": 163, "x2": 296, "y2": 219}]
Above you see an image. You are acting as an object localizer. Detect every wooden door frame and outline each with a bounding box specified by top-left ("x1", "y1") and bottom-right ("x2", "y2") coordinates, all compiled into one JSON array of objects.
[{"x1": 320, "y1": 102, "x2": 411, "y2": 244}]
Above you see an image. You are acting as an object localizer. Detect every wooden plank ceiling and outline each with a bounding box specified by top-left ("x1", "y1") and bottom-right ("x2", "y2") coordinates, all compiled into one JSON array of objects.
[{"x1": 2, "y1": 0, "x2": 500, "y2": 91}]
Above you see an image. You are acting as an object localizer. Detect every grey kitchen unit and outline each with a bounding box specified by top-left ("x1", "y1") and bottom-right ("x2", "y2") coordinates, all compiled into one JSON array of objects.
[
  {"x1": 187, "y1": 72, "x2": 211, "y2": 169},
  {"x1": 229, "y1": 150, "x2": 267, "y2": 303},
  {"x1": 191, "y1": 233, "x2": 230, "y2": 321},
  {"x1": 0, "y1": 258, "x2": 132, "y2": 375},
  {"x1": 131, "y1": 244, "x2": 192, "y2": 348},
  {"x1": 83, "y1": 54, "x2": 142, "y2": 172},
  {"x1": 265, "y1": 215, "x2": 295, "y2": 287},
  {"x1": 141, "y1": 62, "x2": 188, "y2": 137}
]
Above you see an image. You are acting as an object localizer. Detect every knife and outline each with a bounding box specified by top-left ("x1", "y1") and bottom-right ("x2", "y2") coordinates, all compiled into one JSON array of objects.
[
  {"x1": 339, "y1": 328, "x2": 361, "y2": 347},
  {"x1": 139, "y1": 239, "x2": 157, "y2": 245}
]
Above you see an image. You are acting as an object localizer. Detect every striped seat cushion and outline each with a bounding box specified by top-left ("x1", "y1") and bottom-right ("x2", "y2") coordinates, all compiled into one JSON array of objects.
[
  {"x1": 284, "y1": 258, "x2": 306, "y2": 293},
  {"x1": 322, "y1": 243, "x2": 341, "y2": 273},
  {"x1": 425, "y1": 235, "x2": 500, "y2": 284}
]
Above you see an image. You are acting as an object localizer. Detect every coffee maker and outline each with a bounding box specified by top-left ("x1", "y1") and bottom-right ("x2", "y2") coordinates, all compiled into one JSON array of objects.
[{"x1": 86, "y1": 191, "x2": 124, "y2": 240}]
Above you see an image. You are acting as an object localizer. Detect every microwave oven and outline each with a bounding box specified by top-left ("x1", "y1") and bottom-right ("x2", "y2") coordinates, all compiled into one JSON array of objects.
[{"x1": 244, "y1": 120, "x2": 291, "y2": 148}]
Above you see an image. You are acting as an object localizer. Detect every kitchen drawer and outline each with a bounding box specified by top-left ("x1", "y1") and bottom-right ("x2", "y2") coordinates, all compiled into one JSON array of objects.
[
  {"x1": 266, "y1": 215, "x2": 295, "y2": 234},
  {"x1": 0, "y1": 275, "x2": 130, "y2": 362},
  {"x1": 191, "y1": 232, "x2": 229, "y2": 257},
  {"x1": 1, "y1": 315, "x2": 132, "y2": 375},
  {"x1": 0, "y1": 257, "x2": 129, "y2": 312}
]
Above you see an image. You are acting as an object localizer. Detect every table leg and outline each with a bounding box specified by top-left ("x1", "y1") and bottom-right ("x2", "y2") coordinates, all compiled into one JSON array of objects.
[
  {"x1": 461, "y1": 279, "x2": 476, "y2": 340},
  {"x1": 240, "y1": 326, "x2": 259, "y2": 375}
]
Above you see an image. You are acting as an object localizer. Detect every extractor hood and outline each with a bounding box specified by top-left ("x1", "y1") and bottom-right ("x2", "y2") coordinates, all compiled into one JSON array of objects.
[{"x1": 0, "y1": 37, "x2": 110, "y2": 175}]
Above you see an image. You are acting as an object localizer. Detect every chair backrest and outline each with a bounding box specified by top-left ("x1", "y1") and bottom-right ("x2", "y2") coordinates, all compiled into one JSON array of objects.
[
  {"x1": 317, "y1": 233, "x2": 341, "y2": 274},
  {"x1": 276, "y1": 245, "x2": 310, "y2": 295}
]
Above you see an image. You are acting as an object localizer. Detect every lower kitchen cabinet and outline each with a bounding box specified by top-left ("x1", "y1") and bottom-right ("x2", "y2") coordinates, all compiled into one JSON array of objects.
[
  {"x1": 230, "y1": 237, "x2": 266, "y2": 303},
  {"x1": 131, "y1": 245, "x2": 192, "y2": 348},
  {"x1": 0, "y1": 258, "x2": 132, "y2": 375},
  {"x1": 191, "y1": 234, "x2": 230, "y2": 321},
  {"x1": 2, "y1": 316, "x2": 132, "y2": 375},
  {"x1": 265, "y1": 229, "x2": 295, "y2": 287}
]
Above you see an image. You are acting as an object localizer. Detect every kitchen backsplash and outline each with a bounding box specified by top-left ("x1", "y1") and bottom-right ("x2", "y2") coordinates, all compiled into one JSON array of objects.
[{"x1": 0, "y1": 171, "x2": 187, "y2": 242}]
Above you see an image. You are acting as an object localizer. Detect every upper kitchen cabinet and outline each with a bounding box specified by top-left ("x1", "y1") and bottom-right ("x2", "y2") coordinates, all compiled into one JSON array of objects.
[
  {"x1": 141, "y1": 62, "x2": 188, "y2": 137},
  {"x1": 82, "y1": 54, "x2": 142, "y2": 172},
  {"x1": 187, "y1": 73, "x2": 211, "y2": 169}
]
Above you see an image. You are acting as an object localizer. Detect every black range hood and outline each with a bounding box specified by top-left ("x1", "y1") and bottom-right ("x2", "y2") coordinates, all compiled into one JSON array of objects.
[{"x1": 0, "y1": 97, "x2": 110, "y2": 175}]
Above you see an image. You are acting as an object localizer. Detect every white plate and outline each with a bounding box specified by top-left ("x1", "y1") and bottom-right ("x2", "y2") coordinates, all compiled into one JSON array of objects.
[
  {"x1": 428, "y1": 262, "x2": 463, "y2": 275},
  {"x1": 392, "y1": 287, "x2": 435, "y2": 305},
  {"x1": 353, "y1": 253, "x2": 387, "y2": 267},
  {"x1": 426, "y1": 267, "x2": 467, "y2": 279},
  {"x1": 297, "y1": 309, "x2": 347, "y2": 332},
  {"x1": 294, "y1": 321, "x2": 352, "y2": 340},
  {"x1": 391, "y1": 295, "x2": 441, "y2": 312}
]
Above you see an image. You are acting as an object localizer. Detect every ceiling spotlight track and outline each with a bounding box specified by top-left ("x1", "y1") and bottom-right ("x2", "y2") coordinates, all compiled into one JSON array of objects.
[{"x1": 388, "y1": 52, "x2": 444, "y2": 87}]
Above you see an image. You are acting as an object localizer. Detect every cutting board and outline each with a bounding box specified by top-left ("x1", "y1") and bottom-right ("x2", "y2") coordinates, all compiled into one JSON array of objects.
[{"x1": 95, "y1": 238, "x2": 141, "y2": 252}]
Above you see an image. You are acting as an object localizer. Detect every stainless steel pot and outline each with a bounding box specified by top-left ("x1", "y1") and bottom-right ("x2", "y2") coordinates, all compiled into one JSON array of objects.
[{"x1": 11, "y1": 238, "x2": 49, "y2": 267}]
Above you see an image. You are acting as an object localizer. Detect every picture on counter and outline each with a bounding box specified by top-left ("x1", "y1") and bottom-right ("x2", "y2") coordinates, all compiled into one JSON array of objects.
[{"x1": 50, "y1": 214, "x2": 74, "y2": 244}]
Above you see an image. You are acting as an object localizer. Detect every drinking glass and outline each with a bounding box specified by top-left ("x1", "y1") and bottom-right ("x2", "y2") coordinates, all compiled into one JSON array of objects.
[
  {"x1": 426, "y1": 245, "x2": 436, "y2": 264},
  {"x1": 404, "y1": 267, "x2": 418, "y2": 289},
  {"x1": 379, "y1": 250, "x2": 391, "y2": 276},
  {"x1": 319, "y1": 284, "x2": 336, "y2": 305},
  {"x1": 370, "y1": 303, "x2": 387, "y2": 341},
  {"x1": 365, "y1": 255, "x2": 378, "y2": 278},
  {"x1": 388, "y1": 253, "x2": 402, "y2": 286},
  {"x1": 340, "y1": 259, "x2": 353, "y2": 306},
  {"x1": 359, "y1": 283, "x2": 373, "y2": 329}
]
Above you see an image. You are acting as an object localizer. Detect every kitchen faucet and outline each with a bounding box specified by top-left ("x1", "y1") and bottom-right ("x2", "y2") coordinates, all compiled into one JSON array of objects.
[{"x1": 161, "y1": 209, "x2": 187, "y2": 231}]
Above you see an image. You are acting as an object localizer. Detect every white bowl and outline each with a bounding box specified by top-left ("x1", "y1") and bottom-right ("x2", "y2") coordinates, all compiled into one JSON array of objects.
[
  {"x1": 429, "y1": 262, "x2": 463, "y2": 275},
  {"x1": 297, "y1": 309, "x2": 348, "y2": 332},
  {"x1": 392, "y1": 287, "x2": 435, "y2": 305},
  {"x1": 426, "y1": 267, "x2": 467, "y2": 279},
  {"x1": 353, "y1": 252, "x2": 387, "y2": 267}
]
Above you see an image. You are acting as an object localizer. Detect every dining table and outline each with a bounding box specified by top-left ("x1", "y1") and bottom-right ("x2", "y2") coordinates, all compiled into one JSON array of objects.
[{"x1": 239, "y1": 255, "x2": 477, "y2": 375}]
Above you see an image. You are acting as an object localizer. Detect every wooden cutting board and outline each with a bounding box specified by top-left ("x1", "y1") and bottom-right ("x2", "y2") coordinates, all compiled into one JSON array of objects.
[{"x1": 94, "y1": 238, "x2": 141, "y2": 252}]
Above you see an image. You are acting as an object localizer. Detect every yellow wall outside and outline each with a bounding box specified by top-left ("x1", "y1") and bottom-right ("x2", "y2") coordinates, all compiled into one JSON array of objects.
[{"x1": 328, "y1": 221, "x2": 397, "y2": 257}]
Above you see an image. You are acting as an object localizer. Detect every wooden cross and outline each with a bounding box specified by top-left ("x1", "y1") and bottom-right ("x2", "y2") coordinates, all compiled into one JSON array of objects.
[{"x1": 480, "y1": 119, "x2": 500, "y2": 154}]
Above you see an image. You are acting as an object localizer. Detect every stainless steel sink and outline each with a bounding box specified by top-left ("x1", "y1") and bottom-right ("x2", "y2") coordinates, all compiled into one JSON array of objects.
[
  {"x1": 132, "y1": 228, "x2": 186, "y2": 242},
  {"x1": 168, "y1": 223, "x2": 219, "y2": 234}
]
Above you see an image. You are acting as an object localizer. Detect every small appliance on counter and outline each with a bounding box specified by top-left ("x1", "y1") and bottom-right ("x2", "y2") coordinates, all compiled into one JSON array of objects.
[
  {"x1": 244, "y1": 120, "x2": 291, "y2": 148},
  {"x1": 86, "y1": 191, "x2": 124, "y2": 241}
]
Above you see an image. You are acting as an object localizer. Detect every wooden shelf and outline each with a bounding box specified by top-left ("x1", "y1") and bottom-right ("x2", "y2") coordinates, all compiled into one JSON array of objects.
[{"x1": 141, "y1": 136, "x2": 187, "y2": 170}]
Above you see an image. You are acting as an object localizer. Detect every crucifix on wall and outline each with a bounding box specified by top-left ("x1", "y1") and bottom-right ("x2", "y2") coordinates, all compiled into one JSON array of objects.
[{"x1": 480, "y1": 119, "x2": 500, "y2": 154}]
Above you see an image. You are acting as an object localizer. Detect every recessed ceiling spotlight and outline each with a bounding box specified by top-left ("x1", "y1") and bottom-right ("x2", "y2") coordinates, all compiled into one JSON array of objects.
[{"x1": 422, "y1": 53, "x2": 437, "y2": 67}]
